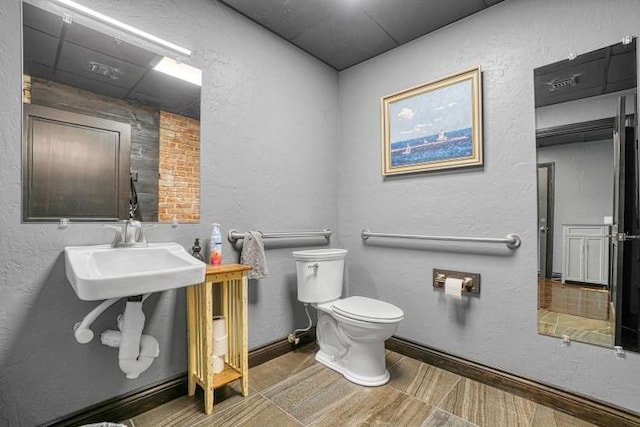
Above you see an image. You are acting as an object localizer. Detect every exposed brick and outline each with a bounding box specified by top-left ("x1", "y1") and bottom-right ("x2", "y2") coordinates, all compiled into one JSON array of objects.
[
  {"x1": 158, "y1": 110, "x2": 200, "y2": 223},
  {"x1": 23, "y1": 74, "x2": 32, "y2": 103}
]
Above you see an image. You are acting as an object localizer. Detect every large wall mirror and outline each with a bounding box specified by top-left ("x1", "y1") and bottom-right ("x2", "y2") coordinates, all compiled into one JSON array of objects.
[
  {"x1": 535, "y1": 38, "x2": 639, "y2": 352},
  {"x1": 22, "y1": 0, "x2": 201, "y2": 223}
]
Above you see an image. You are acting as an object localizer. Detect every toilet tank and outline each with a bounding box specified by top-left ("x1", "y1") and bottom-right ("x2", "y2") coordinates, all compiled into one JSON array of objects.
[{"x1": 292, "y1": 249, "x2": 347, "y2": 303}]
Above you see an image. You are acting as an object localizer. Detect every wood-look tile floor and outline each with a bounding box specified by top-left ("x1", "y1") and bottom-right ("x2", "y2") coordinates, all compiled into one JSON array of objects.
[
  {"x1": 538, "y1": 309, "x2": 614, "y2": 348},
  {"x1": 121, "y1": 344, "x2": 596, "y2": 427}
]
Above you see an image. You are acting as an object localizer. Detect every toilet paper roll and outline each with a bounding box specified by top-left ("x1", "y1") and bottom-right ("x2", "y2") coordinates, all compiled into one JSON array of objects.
[
  {"x1": 212, "y1": 315, "x2": 228, "y2": 357},
  {"x1": 444, "y1": 277, "x2": 463, "y2": 300},
  {"x1": 213, "y1": 334, "x2": 228, "y2": 356},
  {"x1": 212, "y1": 315, "x2": 226, "y2": 337},
  {"x1": 213, "y1": 355, "x2": 225, "y2": 373}
]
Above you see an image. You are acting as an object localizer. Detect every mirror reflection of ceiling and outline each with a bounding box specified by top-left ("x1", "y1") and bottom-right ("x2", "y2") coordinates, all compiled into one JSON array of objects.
[
  {"x1": 217, "y1": 0, "x2": 505, "y2": 71},
  {"x1": 22, "y1": 2, "x2": 200, "y2": 120}
]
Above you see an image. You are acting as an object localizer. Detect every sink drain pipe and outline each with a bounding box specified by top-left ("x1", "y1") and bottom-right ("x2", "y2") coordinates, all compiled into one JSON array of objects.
[{"x1": 73, "y1": 297, "x2": 121, "y2": 344}]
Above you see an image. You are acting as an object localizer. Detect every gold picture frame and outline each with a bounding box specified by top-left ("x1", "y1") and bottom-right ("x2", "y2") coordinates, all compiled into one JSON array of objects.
[{"x1": 381, "y1": 67, "x2": 483, "y2": 175}]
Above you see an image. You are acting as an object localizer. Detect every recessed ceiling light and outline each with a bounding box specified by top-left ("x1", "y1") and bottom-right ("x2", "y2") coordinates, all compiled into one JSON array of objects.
[{"x1": 153, "y1": 57, "x2": 202, "y2": 86}]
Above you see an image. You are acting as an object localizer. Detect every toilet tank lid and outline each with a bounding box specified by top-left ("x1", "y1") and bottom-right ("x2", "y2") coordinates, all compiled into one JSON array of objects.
[
  {"x1": 332, "y1": 296, "x2": 404, "y2": 323},
  {"x1": 292, "y1": 248, "x2": 347, "y2": 261}
]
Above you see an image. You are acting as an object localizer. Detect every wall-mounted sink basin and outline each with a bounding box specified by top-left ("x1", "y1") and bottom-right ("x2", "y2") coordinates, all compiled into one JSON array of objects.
[{"x1": 65, "y1": 242, "x2": 206, "y2": 300}]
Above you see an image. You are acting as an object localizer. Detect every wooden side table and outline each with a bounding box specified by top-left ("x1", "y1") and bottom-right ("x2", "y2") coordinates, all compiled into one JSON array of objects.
[{"x1": 186, "y1": 264, "x2": 251, "y2": 414}]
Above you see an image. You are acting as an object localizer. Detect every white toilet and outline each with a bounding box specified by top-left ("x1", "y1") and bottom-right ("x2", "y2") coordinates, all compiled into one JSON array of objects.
[{"x1": 292, "y1": 248, "x2": 404, "y2": 386}]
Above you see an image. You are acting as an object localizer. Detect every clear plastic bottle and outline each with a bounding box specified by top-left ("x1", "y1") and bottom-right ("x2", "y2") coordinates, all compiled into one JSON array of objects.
[{"x1": 211, "y1": 223, "x2": 222, "y2": 265}]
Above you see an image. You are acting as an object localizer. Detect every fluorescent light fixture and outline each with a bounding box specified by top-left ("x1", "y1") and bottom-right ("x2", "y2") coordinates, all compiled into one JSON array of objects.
[
  {"x1": 50, "y1": 0, "x2": 192, "y2": 57},
  {"x1": 153, "y1": 57, "x2": 202, "y2": 86}
]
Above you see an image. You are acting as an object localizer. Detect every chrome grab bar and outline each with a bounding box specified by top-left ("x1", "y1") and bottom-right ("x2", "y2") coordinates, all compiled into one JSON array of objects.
[
  {"x1": 228, "y1": 229, "x2": 331, "y2": 243},
  {"x1": 361, "y1": 229, "x2": 521, "y2": 249}
]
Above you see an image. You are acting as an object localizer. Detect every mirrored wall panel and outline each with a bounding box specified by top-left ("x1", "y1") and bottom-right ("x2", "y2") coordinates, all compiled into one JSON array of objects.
[
  {"x1": 22, "y1": 1, "x2": 201, "y2": 223},
  {"x1": 534, "y1": 39, "x2": 639, "y2": 352}
]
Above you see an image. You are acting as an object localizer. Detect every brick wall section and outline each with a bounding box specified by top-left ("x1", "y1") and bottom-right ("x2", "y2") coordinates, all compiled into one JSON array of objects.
[
  {"x1": 23, "y1": 74, "x2": 31, "y2": 103},
  {"x1": 158, "y1": 111, "x2": 201, "y2": 223}
]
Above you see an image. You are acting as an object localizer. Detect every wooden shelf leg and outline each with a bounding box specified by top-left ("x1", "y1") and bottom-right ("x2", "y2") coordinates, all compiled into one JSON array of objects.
[
  {"x1": 241, "y1": 369, "x2": 249, "y2": 397},
  {"x1": 204, "y1": 280, "x2": 214, "y2": 413},
  {"x1": 204, "y1": 387, "x2": 214, "y2": 415},
  {"x1": 188, "y1": 375, "x2": 196, "y2": 397},
  {"x1": 187, "y1": 285, "x2": 196, "y2": 397},
  {"x1": 241, "y1": 274, "x2": 249, "y2": 397}
]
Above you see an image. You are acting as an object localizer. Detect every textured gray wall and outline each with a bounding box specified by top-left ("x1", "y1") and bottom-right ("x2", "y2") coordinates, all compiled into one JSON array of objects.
[
  {"x1": 537, "y1": 140, "x2": 613, "y2": 272},
  {"x1": 3, "y1": 0, "x2": 640, "y2": 424},
  {"x1": 337, "y1": 0, "x2": 640, "y2": 413},
  {"x1": 0, "y1": 0, "x2": 338, "y2": 424}
]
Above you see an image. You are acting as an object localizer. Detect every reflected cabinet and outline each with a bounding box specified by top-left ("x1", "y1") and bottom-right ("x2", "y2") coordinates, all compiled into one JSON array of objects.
[{"x1": 562, "y1": 225, "x2": 610, "y2": 286}]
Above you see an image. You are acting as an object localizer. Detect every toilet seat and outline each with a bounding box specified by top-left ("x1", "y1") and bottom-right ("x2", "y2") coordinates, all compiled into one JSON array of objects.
[{"x1": 331, "y1": 296, "x2": 404, "y2": 324}]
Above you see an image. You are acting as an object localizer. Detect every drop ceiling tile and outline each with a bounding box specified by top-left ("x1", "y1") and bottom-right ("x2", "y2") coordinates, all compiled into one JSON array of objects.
[
  {"x1": 52, "y1": 69, "x2": 130, "y2": 100},
  {"x1": 220, "y1": 0, "x2": 340, "y2": 40},
  {"x1": 23, "y1": 26, "x2": 59, "y2": 67},
  {"x1": 130, "y1": 70, "x2": 201, "y2": 119},
  {"x1": 57, "y1": 41, "x2": 147, "y2": 90},
  {"x1": 64, "y1": 21, "x2": 160, "y2": 68},
  {"x1": 22, "y1": 2, "x2": 64, "y2": 38},
  {"x1": 23, "y1": 61, "x2": 54, "y2": 82},
  {"x1": 217, "y1": 0, "x2": 504, "y2": 70},
  {"x1": 361, "y1": 0, "x2": 485, "y2": 45},
  {"x1": 292, "y1": 8, "x2": 398, "y2": 70}
]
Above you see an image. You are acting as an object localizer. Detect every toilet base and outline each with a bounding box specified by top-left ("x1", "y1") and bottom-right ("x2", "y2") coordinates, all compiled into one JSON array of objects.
[{"x1": 315, "y1": 349, "x2": 390, "y2": 386}]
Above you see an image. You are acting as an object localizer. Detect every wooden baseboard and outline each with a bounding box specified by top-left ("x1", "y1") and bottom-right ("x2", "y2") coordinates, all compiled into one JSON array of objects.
[
  {"x1": 249, "y1": 327, "x2": 316, "y2": 367},
  {"x1": 43, "y1": 328, "x2": 317, "y2": 426},
  {"x1": 52, "y1": 330, "x2": 639, "y2": 426},
  {"x1": 41, "y1": 373, "x2": 188, "y2": 427},
  {"x1": 387, "y1": 336, "x2": 640, "y2": 427}
]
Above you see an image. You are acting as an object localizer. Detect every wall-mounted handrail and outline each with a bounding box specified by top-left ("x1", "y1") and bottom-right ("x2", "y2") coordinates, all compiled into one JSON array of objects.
[
  {"x1": 361, "y1": 229, "x2": 521, "y2": 249},
  {"x1": 228, "y1": 229, "x2": 331, "y2": 243}
]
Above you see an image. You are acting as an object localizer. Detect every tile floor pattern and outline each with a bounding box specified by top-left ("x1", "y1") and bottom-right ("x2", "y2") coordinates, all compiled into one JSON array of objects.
[
  {"x1": 538, "y1": 308, "x2": 614, "y2": 348},
  {"x1": 122, "y1": 344, "x2": 597, "y2": 427}
]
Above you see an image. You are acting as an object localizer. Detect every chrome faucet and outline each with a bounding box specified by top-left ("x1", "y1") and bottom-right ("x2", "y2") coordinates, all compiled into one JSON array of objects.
[{"x1": 104, "y1": 220, "x2": 155, "y2": 248}]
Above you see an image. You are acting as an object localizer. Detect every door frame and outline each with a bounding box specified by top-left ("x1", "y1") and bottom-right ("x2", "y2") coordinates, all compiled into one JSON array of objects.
[
  {"x1": 613, "y1": 96, "x2": 627, "y2": 344},
  {"x1": 538, "y1": 162, "x2": 555, "y2": 279}
]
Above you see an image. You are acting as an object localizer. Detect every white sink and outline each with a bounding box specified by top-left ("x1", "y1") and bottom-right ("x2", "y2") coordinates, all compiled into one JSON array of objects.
[{"x1": 65, "y1": 242, "x2": 206, "y2": 300}]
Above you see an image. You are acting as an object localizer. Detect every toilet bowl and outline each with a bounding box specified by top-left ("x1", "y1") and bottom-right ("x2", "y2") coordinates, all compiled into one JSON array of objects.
[{"x1": 293, "y1": 249, "x2": 404, "y2": 386}]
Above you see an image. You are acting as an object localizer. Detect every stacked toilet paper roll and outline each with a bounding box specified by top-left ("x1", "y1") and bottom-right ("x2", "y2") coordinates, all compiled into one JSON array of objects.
[{"x1": 212, "y1": 316, "x2": 228, "y2": 373}]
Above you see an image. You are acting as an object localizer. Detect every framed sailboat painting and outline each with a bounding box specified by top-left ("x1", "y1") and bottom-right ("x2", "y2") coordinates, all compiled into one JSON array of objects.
[{"x1": 381, "y1": 67, "x2": 483, "y2": 175}]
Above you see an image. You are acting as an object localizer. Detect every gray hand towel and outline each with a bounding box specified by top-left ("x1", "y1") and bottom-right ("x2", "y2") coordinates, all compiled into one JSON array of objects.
[{"x1": 240, "y1": 231, "x2": 269, "y2": 279}]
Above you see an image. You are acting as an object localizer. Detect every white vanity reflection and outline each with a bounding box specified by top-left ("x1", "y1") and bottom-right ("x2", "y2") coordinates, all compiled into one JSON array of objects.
[{"x1": 561, "y1": 224, "x2": 609, "y2": 286}]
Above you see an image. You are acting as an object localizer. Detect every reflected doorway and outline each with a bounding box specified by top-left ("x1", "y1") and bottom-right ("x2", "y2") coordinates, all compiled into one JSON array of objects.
[{"x1": 538, "y1": 163, "x2": 555, "y2": 279}]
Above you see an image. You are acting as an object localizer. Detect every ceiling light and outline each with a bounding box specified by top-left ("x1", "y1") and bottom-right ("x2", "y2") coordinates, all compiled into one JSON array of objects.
[
  {"x1": 50, "y1": 0, "x2": 192, "y2": 57},
  {"x1": 153, "y1": 57, "x2": 202, "y2": 86}
]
